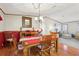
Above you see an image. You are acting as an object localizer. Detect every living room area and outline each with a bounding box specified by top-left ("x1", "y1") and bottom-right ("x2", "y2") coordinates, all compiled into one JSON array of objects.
[{"x1": 60, "y1": 21, "x2": 79, "y2": 49}]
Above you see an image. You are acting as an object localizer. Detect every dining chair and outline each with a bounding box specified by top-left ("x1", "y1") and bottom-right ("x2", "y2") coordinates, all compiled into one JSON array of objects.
[
  {"x1": 12, "y1": 34, "x2": 24, "y2": 55},
  {"x1": 37, "y1": 35, "x2": 52, "y2": 56},
  {"x1": 50, "y1": 32, "x2": 59, "y2": 37},
  {"x1": 50, "y1": 32, "x2": 58, "y2": 52},
  {"x1": 4, "y1": 31, "x2": 13, "y2": 47}
]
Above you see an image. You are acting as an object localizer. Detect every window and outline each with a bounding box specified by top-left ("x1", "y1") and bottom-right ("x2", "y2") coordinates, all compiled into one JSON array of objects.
[{"x1": 62, "y1": 24, "x2": 68, "y2": 33}]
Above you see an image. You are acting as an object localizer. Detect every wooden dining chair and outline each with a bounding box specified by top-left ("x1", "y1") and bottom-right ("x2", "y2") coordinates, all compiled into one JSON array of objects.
[
  {"x1": 12, "y1": 34, "x2": 24, "y2": 55},
  {"x1": 50, "y1": 32, "x2": 58, "y2": 52},
  {"x1": 4, "y1": 31, "x2": 13, "y2": 47},
  {"x1": 50, "y1": 32, "x2": 59, "y2": 37},
  {"x1": 11, "y1": 34, "x2": 18, "y2": 55},
  {"x1": 37, "y1": 35, "x2": 52, "y2": 56}
]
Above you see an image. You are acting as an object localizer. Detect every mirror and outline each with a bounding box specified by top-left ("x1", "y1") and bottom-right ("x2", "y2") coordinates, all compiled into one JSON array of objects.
[{"x1": 22, "y1": 17, "x2": 32, "y2": 28}]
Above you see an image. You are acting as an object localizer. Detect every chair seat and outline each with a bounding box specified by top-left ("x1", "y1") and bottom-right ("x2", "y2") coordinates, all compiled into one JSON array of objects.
[
  {"x1": 25, "y1": 39, "x2": 40, "y2": 45},
  {"x1": 37, "y1": 44, "x2": 50, "y2": 50}
]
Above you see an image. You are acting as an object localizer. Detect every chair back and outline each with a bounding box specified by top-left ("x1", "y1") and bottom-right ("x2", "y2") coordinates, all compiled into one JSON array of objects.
[
  {"x1": 12, "y1": 34, "x2": 17, "y2": 50},
  {"x1": 40, "y1": 35, "x2": 52, "y2": 49},
  {"x1": 50, "y1": 32, "x2": 59, "y2": 38},
  {"x1": 12, "y1": 31, "x2": 20, "y2": 42},
  {"x1": 4, "y1": 31, "x2": 12, "y2": 40}
]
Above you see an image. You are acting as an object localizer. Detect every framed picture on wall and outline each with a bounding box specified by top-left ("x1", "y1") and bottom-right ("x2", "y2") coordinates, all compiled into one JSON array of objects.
[
  {"x1": 22, "y1": 17, "x2": 32, "y2": 28},
  {"x1": 25, "y1": 19, "x2": 30, "y2": 25}
]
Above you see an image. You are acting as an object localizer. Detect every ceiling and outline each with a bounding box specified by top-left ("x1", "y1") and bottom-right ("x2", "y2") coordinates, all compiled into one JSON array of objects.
[{"x1": 0, "y1": 3, "x2": 79, "y2": 23}]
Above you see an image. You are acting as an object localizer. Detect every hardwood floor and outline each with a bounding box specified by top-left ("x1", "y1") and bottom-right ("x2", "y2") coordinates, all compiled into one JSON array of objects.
[
  {"x1": 0, "y1": 43, "x2": 79, "y2": 56},
  {"x1": 51, "y1": 44, "x2": 79, "y2": 56}
]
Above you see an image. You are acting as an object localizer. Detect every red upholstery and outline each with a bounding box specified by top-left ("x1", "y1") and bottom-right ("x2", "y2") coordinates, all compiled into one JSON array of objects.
[
  {"x1": 25, "y1": 39, "x2": 40, "y2": 45},
  {"x1": 4, "y1": 31, "x2": 12, "y2": 39},
  {"x1": 0, "y1": 32, "x2": 5, "y2": 47},
  {"x1": 12, "y1": 31, "x2": 20, "y2": 42},
  {"x1": 0, "y1": 31, "x2": 20, "y2": 47}
]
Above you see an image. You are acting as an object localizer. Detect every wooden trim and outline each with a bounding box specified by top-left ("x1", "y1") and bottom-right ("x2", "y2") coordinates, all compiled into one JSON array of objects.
[
  {"x1": 63, "y1": 20, "x2": 79, "y2": 24},
  {"x1": 6, "y1": 13, "x2": 36, "y2": 17},
  {"x1": 0, "y1": 8, "x2": 36, "y2": 17},
  {"x1": 0, "y1": 8, "x2": 6, "y2": 14}
]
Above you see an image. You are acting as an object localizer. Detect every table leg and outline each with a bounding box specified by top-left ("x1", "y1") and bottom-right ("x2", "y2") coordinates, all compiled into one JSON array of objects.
[
  {"x1": 23, "y1": 47, "x2": 29, "y2": 56},
  {"x1": 55, "y1": 40, "x2": 58, "y2": 52},
  {"x1": 28, "y1": 48, "x2": 30, "y2": 56}
]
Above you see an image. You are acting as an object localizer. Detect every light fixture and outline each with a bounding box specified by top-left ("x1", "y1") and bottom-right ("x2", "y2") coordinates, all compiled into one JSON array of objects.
[
  {"x1": 35, "y1": 17, "x2": 38, "y2": 20},
  {"x1": 33, "y1": 3, "x2": 43, "y2": 23},
  {"x1": 35, "y1": 16, "x2": 43, "y2": 21},
  {"x1": 39, "y1": 16, "x2": 43, "y2": 21}
]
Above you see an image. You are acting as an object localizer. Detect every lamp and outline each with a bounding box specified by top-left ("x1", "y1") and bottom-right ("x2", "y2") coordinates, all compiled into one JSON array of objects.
[{"x1": 33, "y1": 3, "x2": 43, "y2": 24}]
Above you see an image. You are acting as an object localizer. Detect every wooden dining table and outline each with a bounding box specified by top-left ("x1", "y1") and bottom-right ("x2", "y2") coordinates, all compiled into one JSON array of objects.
[{"x1": 21, "y1": 36, "x2": 58, "y2": 56}]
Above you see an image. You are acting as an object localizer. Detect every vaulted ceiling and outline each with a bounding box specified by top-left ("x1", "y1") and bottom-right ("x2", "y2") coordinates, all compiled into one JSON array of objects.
[{"x1": 0, "y1": 3, "x2": 79, "y2": 23}]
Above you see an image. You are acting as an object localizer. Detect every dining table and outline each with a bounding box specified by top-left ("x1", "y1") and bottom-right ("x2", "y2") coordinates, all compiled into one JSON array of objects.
[{"x1": 20, "y1": 36, "x2": 58, "y2": 56}]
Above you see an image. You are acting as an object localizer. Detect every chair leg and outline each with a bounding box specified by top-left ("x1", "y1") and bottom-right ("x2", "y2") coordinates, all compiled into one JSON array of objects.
[
  {"x1": 46, "y1": 50, "x2": 51, "y2": 56},
  {"x1": 49, "y1": 49, "x2": 51, "y2": 56},
  {"x1": 39, "y1": 51, "x2": 43, "y2": 56},
  {"x1": 10, "y1": 42, "x2": 12, "y2": 47}
]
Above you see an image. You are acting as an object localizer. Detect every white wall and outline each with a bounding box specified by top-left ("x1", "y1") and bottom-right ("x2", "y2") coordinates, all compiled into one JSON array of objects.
[
  {"x1": 67, "y1": 22, "x2": 79, "y2": 34},
  {"x1": 32, "y1": 17, "x2": 62, "y2": 35},
  {"x1": 4, "y1": 15, "x2": 40, "y2": 31},
  {"x1": 3, "y1": 14, "x2": 79, "y2": 35},
  {"x1": 4, "y1": 15, "x2": 22, "y2": 31},
  {"x1": 41, "y1": 17, "x2": 62, "y2": 35},
  {"x1": 32, "y1": 17, "x2": 40, "y2": 28},
  {"x1": 0, "y1": 11, "x2": 62, "y2": 34},
  {"x1": 0, "y1": 10, "x2": 4, "y2": 31}
]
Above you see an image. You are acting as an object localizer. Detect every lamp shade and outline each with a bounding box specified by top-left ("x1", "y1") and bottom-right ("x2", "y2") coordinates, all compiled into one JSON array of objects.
[{"x1": 0, "y1": 16, "x2": 3, "y2": 21}]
